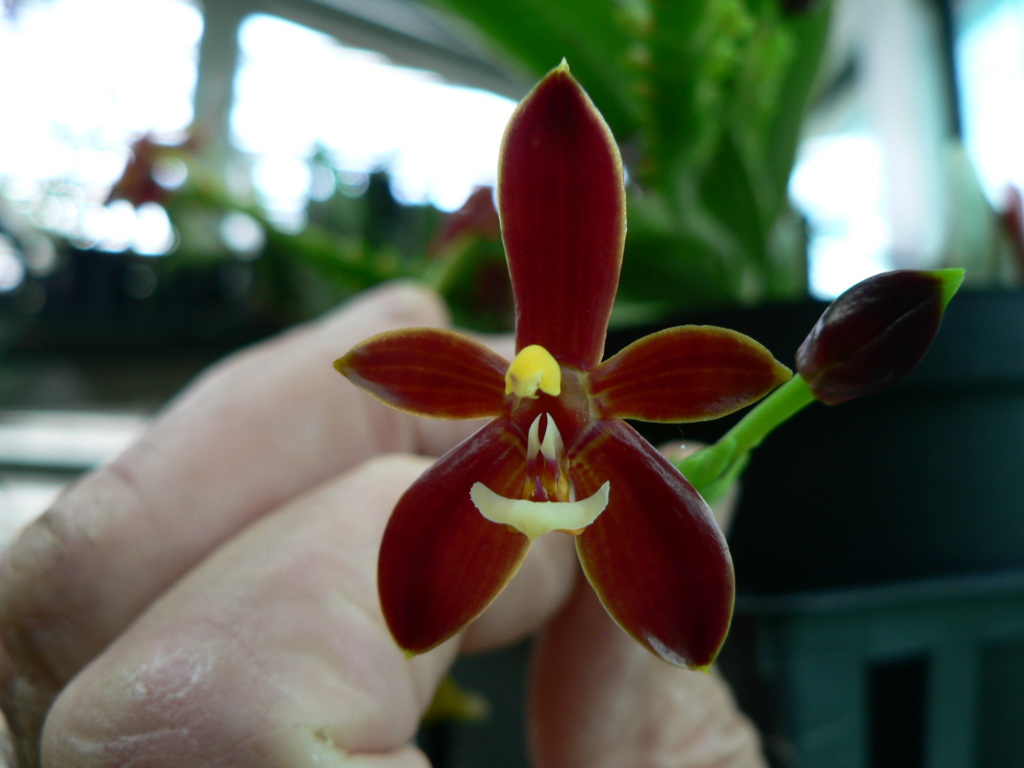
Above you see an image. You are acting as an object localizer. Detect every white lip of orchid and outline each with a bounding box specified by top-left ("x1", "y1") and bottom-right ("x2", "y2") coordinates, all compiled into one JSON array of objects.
[{"x1": 470, "y1": 480, "x2": 611, "y2": 540}]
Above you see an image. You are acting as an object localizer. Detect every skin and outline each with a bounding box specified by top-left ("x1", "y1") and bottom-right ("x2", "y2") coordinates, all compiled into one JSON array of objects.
[{"x1": 0, "y1": 282, "x2": 765, "y2": 768}]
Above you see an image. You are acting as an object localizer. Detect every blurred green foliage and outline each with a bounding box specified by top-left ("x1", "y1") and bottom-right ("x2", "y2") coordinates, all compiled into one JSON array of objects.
[
  {"x1": 432, "y1": 0, "x2": 832, "y2": 322},
  {"x1": 177, "y1": 0, "x2": 833, "y2": 330},
  {"x1": 8, "y1": 0, "x2": 832, "y2": 341}
]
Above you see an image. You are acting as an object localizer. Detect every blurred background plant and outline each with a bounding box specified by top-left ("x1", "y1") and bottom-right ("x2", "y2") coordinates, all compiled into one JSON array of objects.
[
  {"x1": 2, "y1": 0, "x2": 1020, "y2": 356},
  {"x1": 432, "y1": 0, "x2": 835, "y2": 320}
]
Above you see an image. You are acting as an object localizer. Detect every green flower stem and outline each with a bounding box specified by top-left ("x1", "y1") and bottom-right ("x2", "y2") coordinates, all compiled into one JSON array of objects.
[{"x1": 678, "y1": 374, "x2": 815, "y2": 499}]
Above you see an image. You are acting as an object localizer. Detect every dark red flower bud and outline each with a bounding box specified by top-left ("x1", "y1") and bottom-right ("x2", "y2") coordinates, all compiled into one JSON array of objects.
[{"x1": 796, "y1": 269, "x2": 964, "y2": 404}]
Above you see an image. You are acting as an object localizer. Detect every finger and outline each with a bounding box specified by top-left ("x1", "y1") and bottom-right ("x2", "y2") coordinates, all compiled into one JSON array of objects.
[
  {"x1": 529, "y1": 583, "x2": 765, "y2": 768},
  {"x1": 0, "y1": 282, "x2": 503, "y2": 766},
  {"x1": 41, "y1": 454, "x2": 443, "y2": 768},
  {"x1": 40, "y1": 453, "x2": 576, "y2": 768},
  {"x1": 0, "y1": 282, "x2": 460, "y2": 689}
]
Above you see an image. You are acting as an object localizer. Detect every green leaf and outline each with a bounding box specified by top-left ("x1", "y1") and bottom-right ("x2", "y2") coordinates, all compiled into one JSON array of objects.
[
  {"x1": 698, "y1": 129, "x2": 767, "y2": 277},
  {"x1": 643, "y1": 0, "x2": 758, "y2": 189},
  {"x1": 615, "y1": 220, "x2": 740, "y2": 317},
  {"x1": 757, "y1": 0, "x2": 832, "y2": 221},
  {"x1": 429, "y1": 0, "x2": 643, "y2": 139},
  {"x1": 641, "y1": 0, "x2": 829, "y2": 304}
]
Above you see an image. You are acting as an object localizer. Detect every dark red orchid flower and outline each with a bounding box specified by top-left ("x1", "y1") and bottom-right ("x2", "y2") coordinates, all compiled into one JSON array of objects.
[{"x1": 337, "y1": 63, "x2": 790, "y2": 669}]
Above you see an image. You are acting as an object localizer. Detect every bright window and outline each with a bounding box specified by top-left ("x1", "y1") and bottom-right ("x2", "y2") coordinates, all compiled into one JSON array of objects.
[
  {"x1": 0, "y1": 2, "x2": 516, "y2": 265},
  {"x1": 0, "y1": 0, "x2": 201, "y2": 239},
  {"x1": 956, "y1": 0, "x2": 1024, "y2": 206},
  {"x1": 230, "y1": 13, "x2": 516, "y2": 226},
  {"x1": 791, "y1": 132, "x2": 893, "y2": 300}
]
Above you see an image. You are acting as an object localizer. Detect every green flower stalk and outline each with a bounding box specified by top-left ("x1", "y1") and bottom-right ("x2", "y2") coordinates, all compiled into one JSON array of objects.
[{"x1": 681, "y1": 268, "x2": 965, "y2": 497}]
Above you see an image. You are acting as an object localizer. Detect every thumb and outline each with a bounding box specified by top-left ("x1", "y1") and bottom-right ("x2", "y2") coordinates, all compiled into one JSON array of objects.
[{"x1": 528, "y1": 582, "x2": 765, "y2": 768}]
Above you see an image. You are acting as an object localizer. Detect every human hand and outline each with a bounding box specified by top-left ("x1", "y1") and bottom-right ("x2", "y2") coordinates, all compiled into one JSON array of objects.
[{"x1": 0, "y1": 281, "x2": 764, "y2": 767}]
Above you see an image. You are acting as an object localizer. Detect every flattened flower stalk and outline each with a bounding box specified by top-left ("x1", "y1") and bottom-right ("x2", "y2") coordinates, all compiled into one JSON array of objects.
[{"x1": 336, "y1": 62, "x2": 791, "y2": 670}]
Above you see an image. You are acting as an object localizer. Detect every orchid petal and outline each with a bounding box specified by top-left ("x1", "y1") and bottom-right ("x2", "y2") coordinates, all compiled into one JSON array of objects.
[
  {"x1": 336, "y1": 328, "x2": 508, "y2": 419},
  {"x1": 498, "y1": 62, "x2": 626, "y2": 369},
  {"x1": 470, "y1": 480, "x2": 610, "y2": 540},
  {"x1": 570, "y1": 420, "x2": 734, "y2": 669},
  {"x1": 590, "y1": 326, "x2": 792, "y2": 422},
  {"x1": 378, "y1": 419, "x2": 530, "y2": 653}
]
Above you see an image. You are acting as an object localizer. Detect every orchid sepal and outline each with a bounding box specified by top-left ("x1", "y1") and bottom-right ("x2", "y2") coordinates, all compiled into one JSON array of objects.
[{"x1": 499, "y1": 61, "x2": 626, "y2": 369}]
